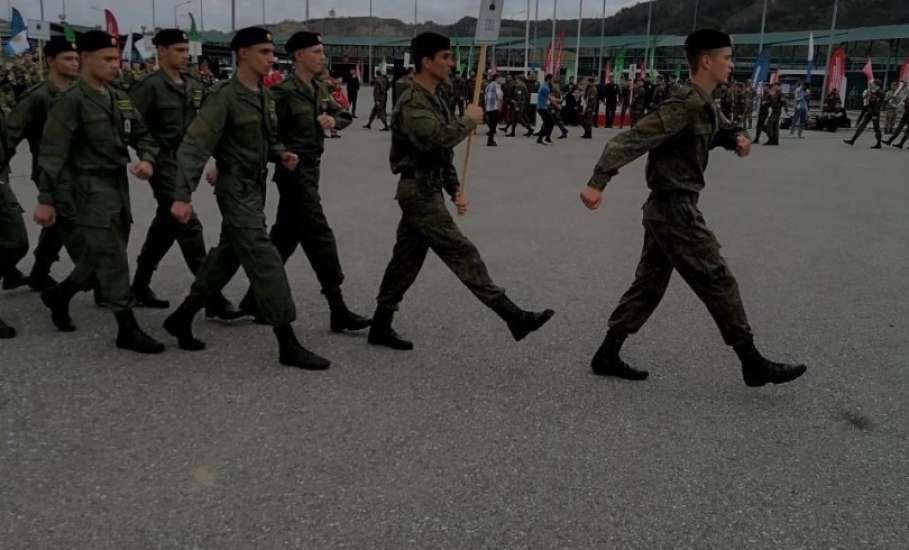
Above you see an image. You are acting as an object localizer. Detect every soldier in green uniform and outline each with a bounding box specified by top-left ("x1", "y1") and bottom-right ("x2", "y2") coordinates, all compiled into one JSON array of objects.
[
  {"x1": 844, "y1": 80, "x2": 885, "y2": 149},
  {"x1": 162, "y1": 27, "x2": 330, "y2": 370},
  {"x1": 235, "y1": 31, "x2": 370, "y2": 333},
  {"x1": 127, "y1": 29, "x2": 241, "y2": 319},
  {"x1": 35, "y1": 31, "x2": 165, "y2": 354},
  {"x1": 579, "y1": 29, "x2": 806, "y2": 387},
  {"x1": 581, "y1": 76, "x2": 599, "y2": 139},
  {"x1": 0, "y1": 106, "x2": 29, "y2": 337},
  {"x1": 763, "y1": 82, "x2": 787, "y2": 146},
  {"x1": 367, "y1": 32, "x2": 554, "y2": 350},
  {"x1": 505, "y1": 74, "x2": 534, "y2": 137},
  {"x1": 364, "y1": 69, "x2": 389, "y2": 130},
  {"x1": 753, "y1": 83, "x2": 771, "y2": 143},
  {"x1": 0, "y1": 61, "x2": 16, "y2": 114},
  {"x1": 5, "y1": 38, "x2": 81, "y2": 292},
  {"x1": 498, "y1": 73, "x2": 515, "y2": 131},
  {"x1": 884, "y1": 94, "x2": 909, "y2": 148},
  {"x1": 629, "y1": 78, "x2": 646, "y2": 126},
  {"x1": 742, "y1": 80, "x2": 754, "y2": 129}
]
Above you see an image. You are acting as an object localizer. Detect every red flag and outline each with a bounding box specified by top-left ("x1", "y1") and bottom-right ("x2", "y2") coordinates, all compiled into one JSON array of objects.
[
  {"x1": 104, "y1": 9, "x2": 119, "y2": 38},
  {"x1": 899, "y1": 57, "x2": 909, "y2": 83},
  {"x1": 769, "y1": 70, "x2": 780, "y2": 84},
  {"x1": 603, "y1": 59, "x2": 612, "y2": 83},
  {"x1": 862, "y1": 57, "x2": 874, "y2": 81},
  {"x1": 825, "y1": 47, "x2": 847, "y2": 97}
]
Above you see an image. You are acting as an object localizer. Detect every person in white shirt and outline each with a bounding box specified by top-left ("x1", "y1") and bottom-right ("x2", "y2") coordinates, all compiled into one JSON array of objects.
[{"x1": 484, "y1": 73, "x2": 504, "y2": 146}]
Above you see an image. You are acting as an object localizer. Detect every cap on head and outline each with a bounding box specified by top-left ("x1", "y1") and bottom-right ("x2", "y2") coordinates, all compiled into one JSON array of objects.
[
  {"x1": 230, "y1": 26, "x2": 273, "y2": 52},
  {"x1": 684, "y1": 29, "x2": 732, "y2": 55},
  {"x1": 153, "y1": 28, "x2": 189, "y2": 47},
  {"x1": 285, "y1": 31, "x2": 322, "y2": 55},
  {"x1": 410, "y1": 32, "x2": 451, "y2": 70},
  {"x1": 44, "y1": 36, "x2": 77, "y2": 57},
  {"x1": 77, "y1": 30, "x2": 119, "y2": 53}
]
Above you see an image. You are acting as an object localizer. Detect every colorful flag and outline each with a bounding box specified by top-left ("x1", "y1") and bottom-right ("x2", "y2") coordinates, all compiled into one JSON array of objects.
[
  {"x1": 752, "y1": 49, "x2": 771, "y2": 86},
  {"x1": 806, "y1": 32, "x2": 814, "y2": 79},
  {"x1": 612, "y1": 48, "x2": 625, "y2": 82},
  {"x1": 104, "y1": 9, "x2": 120, "y2": 39},
  {"x1": 769, "y1": 70, "x2": 780, "y2": 85},
  {"x1": 122, "y1": 28, "x2": 134, "y2": 63},
  {"x1": 188, "y1": 13, "x2": 201, "y2": 41},
  {"x1": 825, "y1": 47, "x2": 847, "y2": 97},
  {"x1": 3, "y1": 8, "x2": 30, "y2": 56},
  {"x1": 900, "y1": 57, "x2": 909, "y2": 82},
  {"x1": 861, "y1": 57, "x2": 874, "y2": 81},
  {"x1": 63, "y1": 22, "x2": 77, "y2": 43}
]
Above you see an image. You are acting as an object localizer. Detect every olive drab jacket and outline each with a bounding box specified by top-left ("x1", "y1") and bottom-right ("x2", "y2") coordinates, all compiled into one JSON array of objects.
[
  {"x1": 5, "y1": 79, "x2": 71, "y2": 184},
  {"x1": 174, "y1": 76, "x2": 286, "y2": 228},
  {"x1": 272, "y1": 74, "x2": 352, "y2": 158}
]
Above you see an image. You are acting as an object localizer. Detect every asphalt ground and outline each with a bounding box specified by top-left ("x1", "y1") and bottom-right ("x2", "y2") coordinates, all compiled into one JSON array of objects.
[{"x1": 2, "y1": 96, "x2": 907, "y2": 548}]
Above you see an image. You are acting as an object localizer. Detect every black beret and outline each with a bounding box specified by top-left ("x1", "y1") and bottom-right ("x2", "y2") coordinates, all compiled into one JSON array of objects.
[
  {"x1": 44, "y1": 36, "x2": 77, "y2": 57},
  {"x1": 411, "y1": 32, "x2": 450, "y2": 66},
  {"x1": 77, "y1": 30, "x2": 120, "y2": 53},
  {"x1": 684, "y1": 29, "x2": 733, "y2": 54},
  {"x1": 285, "y1": 31, "x2": 322, "y2": 55},
  {"x1": 153, "y1": 28, "x2": 189, "y2": 47},
  {"x1": 230, "y1": 26, "x2": 273, "y2": 51}
]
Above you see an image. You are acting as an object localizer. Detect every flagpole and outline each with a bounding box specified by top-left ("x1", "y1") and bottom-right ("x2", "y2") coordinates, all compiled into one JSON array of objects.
[
  {"x1": 534, "y1": 0, "x2": 539, "y2": 66},
  {"x1": 574, "y1": 0, "x2": 582, "y2": 79},
  {"x1": 597, "y1": 0, "x2": 605, "y2": 82},
  {"x1": 200, "y1": 0, "x2": 204, "y2": 31},
  {"x1": 368, "y1": 0, "x2": 373, "y2": 84},
  {"x1": 692, "y1": 0, "x2": 699, "y2": 31},
  {"x1": 551, "y1": 0, "x2": 557, "y2": 75},
  {"x1": 644, "y1": 0, "x2": 652, "y2": 76},
  {"x1": 524, "y1": 0, "x2": 531, "y2": 74},
  {"x1": 820, "y1": 0, "x2": 839, "y2": 102},
  {"x1": 758, "y1": 0, "x2": 767, "y2": 52}
]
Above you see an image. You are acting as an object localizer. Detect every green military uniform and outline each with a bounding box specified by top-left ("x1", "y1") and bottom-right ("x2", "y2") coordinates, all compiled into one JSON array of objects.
[
  {"x1": 848, "y1": 85, "x2": 885, "y2": 146},
  {"x1": 238, "y1": 73, "x2": 358, "y2": 321},
  {"x1": 5, "y1": 79, "x2": 78, "y2": 287},
  {"x1": 0, "y1": 64, "x2": 15, "y2": 114},
  {"x1": 764, "y1": 92, "x2": 787, "y2": 146},
  {"x1": 732, "y1": 85, "x2": 748, "y2": 127},
  {"x1": 506, "y1": 78, "x2": 533, "y2": 136},
  {"x1": 742, "y1": 86, "x2": 754, "y2": 129},
  {"x1": 172, "y1": 76, "x2": 296, "y2": 327},
  {"x1": 366, "y1": 74, "x2": 389, "y2": 129},
  {"x1": 754, "y1": 89, "x2": 771, "y2": 143},
  {"x1": 885, "y1": 95, "x2": 909, "y2": 148},
  {"x1": 582, "y1": 81, "x2": 599, "y2": 138},
  {"x1": 549, "y1": 84, "x2": 568, "y2": 137},
  {"x1": 129, "y1": 69, "x2": 235, "y2": 310},
  {"x1": 38, "y1": 79, "x2": 159, "y2": 314},
  {"x1": 437, "y1": 78, "x2": 457, "y2": 115},
  {"x1": 629, "y1": 81, "x2": 646, "y2": 126},
  {"x1": 587, "y1": 83, "x2": 753, "y2": 348},
  {"x1": 500, "y1": 76, "x2": 515, "y2": 129},
  {"x1": 0, "y1": 108, "x2": 30, "y2": 326}
]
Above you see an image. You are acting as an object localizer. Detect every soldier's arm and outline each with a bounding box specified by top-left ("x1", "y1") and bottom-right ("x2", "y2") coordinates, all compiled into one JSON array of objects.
[
  {"x1": 174, "y1": 91, "x2": 228, "y2": 202},
  {"x1": 4, "y1": 92, "x2": 35, "y2": 160},
  {"x1": 126, "y1": 102, "x2": 159, "y2": 166},
  {"x1": 325, "y1": 90, "x2": 353, "y2": 131},
  {"x1": 586, "y1": 100, "x2": 692, "y2": 191},
  {"x1": 36, "y1": 97, "x2": 78, "y2": 205},
  {"x1": 714, "y1": 111, "x2": 749, "y2": 151},
  {"x1": 265, "y1": 93, "x2": 288, "y2": 163},
  {"x1": 129, "y1": 78, "x2": 155, "y2": 123},
  {"x1": 404, "y1": 104, "x2": 476, "y2": 152}
]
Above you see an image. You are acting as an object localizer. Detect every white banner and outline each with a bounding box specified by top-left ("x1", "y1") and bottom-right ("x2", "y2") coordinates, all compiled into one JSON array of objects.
[
  {"x1": 28, "y1": 19, "x2": 52, "y2": 41},
  {"x1": 475, "y1": 0, "x2": 504, "y2": 44}
]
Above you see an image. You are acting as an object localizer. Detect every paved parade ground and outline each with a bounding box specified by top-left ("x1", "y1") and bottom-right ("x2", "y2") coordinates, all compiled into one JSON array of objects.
[{"x1": 2, "y1": 107, "x2": 908, "y2": 548}]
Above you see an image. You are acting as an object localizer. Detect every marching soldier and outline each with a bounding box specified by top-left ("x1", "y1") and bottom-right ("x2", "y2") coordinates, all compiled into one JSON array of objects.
[
  {"x1": 753, "y1": 83, "x2": 771, "y2": 143},
  {"x1": 844, "y1": 80, "x2": 885, "y2": 149},
  {"x1": 4, "y1": 38, "x2": 81, "y2": 292},
  {"x1": 505, "y1": 74, "x2": 534, "y2": 137},
  {"x1": 742, "y1": 80, "x2": 754, "y2": 129},
  {"x1": 629, "y1": 78, "x2": 646, "y2": 126},
  {"x1": 884, "y1": 94, "x2": 909, "y2": 148},
  {"x1": 35, "y1": 31, "x2": 165, "y2": 354},
  {"x1": 581, "y1": 76, "x2": 599, "y2": 139},
  {"x1": 364, "y1": 69, "x2": 389, "y2": 130},
  {"x1": 762, "y1": 82, "x2": 786, "y2": 146},
  {"x1": 127, "y1": 29, "x2": 241, "y2": 319},
  {"x1": 0, "y1": 106, "x2": 28, "y2": 337},
  {"x1": 579, "y1": 29, "x2": 806, "y2": 387},
  {"x1": 236, "y1": 31, "x2": 371, "y2": 333},
  {"x1": 367, "y1": 32, "x2": 554, "y2": 351},
  {"x1": 162, "y1": 27, "x2": 331, "y2": 370}
]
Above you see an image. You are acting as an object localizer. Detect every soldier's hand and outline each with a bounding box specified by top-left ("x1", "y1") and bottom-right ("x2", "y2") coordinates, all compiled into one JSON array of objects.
[
  {"x1": 205, "y1": 165, "x2": 218, "y2": 186},
  {"x1": 33, "y1": 204, "x2": 56, "y2": 227},
  {"x1": 453, "y1": 192, "x2": 468, "y2": 216},
  {"x1": 170, "y1": 201, "x2": 193, "y2": 225},
  {"x1": 580, "y1": 186, "x2": 603, "y2": 210},
  {"x1": 735, "y1": 134, "x2": 752, "y2": 158},
  {"x1": 317, "y1": 114, "x2": 336, "y2": 130},
  {"x1": 130, "y1": 161, "x2": 155, "y2": 180},
  {"x1": 281, "y1": 152, "x2": 299, "y2": 171},
  {"x1": 465, "y1": 105, "x2": 484, "y2": 124}
]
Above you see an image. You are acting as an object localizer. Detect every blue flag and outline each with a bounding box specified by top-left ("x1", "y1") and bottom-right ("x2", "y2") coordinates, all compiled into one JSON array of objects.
[
  {"x1": 752, "y1": 49, "x2": 771, "y2": 87},
  {"x1": 4, "y1": 8, "x2": 30, "y2": 56}
]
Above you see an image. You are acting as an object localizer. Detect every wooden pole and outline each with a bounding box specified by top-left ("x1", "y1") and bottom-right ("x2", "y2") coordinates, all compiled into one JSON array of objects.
[{"x1": 458, "y1": 43, "x2": 487, "y2": 213}]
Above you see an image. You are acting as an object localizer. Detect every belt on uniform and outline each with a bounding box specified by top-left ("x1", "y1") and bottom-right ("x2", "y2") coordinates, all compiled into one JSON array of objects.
[
  {"x1": 650, "y1": 190, "x2": 699, "y2": 203},
  {"x1": 73, "y1": 168, "x2": 124, "y2": 178},
  {"x1": 217, "y1": 162, "x2": 267, "y2": 179},
  {"x1": 400, "y1": 168, "x2": 443, "y2": 180}
]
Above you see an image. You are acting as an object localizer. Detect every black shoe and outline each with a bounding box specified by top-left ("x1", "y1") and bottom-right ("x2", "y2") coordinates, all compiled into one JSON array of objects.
[
  {"x1": 506, "y1": 132, "x2": 516, "y2": 137},
  {"x1": 2, "y1": 268, "x2": 28, "y2": 290},
  {"x1": 164, "y1": 305, "x2": 205, "y2": 351},
  {"x1": 736, "y1": 343, "x2": 806, "y2": 387},
  {"x1": 487, "y1": 140, "x2": 497, "y2": 147},
  {"x1": 362, "y1": 124, "x2": 371, "y2": 129},
  {"x1": 0, "y1": 318, "x2": 16, "y2": 339},
  {"x1": 115, "y1": 310, "x2": 165, "y2": 354},
  {"x1": 274, "y1": 325, "x2": 331, "y2": 370},
  {"x1": 871, "y1": 142, "x2": 882, "y2": 149},
  {"x1": 581, "y1": 133, "x2": 592, "y2": 139},
  {"x1": 506, "y1": 308, "x2": 555, "y2": 342},
  {"x1": 27, "y1": 271, "x2": 57, "y2": 292},
  {"x1": 523, "y1": 130, "x2": 535, "y2": 137},
  {"x1": 326, "y1": 290, "x2": 372, "y2": 333},
  {"x1": 884, "y1": 139, "x2": 894, "y2": 146},
  {"x1": 380, "y1": 127, "x2": 390, "y2": 132},
  {"x1": 132, "y1": 285, "x2": 170, "y2": 309},
  {"x1": 367, "y1": 307, "x2": 413, "y2": 350},
  {"x1": 237, "y1": 293, "x2": 268, "y2": 324},
  {"x1": 843, "y1": 138, "x2": 855, "y2": 146},
  {"x1": 545, "y1": 136, "x2": 553, "y2": 143},
  {"x1": 590, "y1": 335, "x2": 649, "y2": 380},
  {"x1": 205, "y1": 295, "x2": 245, "y2": 321},
  {"x1": 558, "y1": 132, "x2": 568, "y2": 139},
  {"x1": 41, "y1": 285, "x2": 76, "y2": 332},
  {"x1": 536, "y1": 137, "x2": 546, "y2": 145},
  {"x1": 896, "y1": 142, "x2": 906, "y2": 149}
]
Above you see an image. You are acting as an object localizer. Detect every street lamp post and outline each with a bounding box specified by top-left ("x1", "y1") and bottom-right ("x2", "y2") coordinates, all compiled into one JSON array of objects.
[
  {"x1": 644, "y1": 0, "x2": 652, "y2": 76},
  {"x1": 174, "y1": 0, "x2": 192, "y2": 27},
  {"x1": 574, "y1": 0, "x2": 583, "y2": 79},
  {"x1": 525, "y1": 0, "x2": 531, "y2": 75},
  {"x1": 551, "y1": 0, "x2": 557, "y2": 74},
  {"x1": 758, "y1": 0, "x2": 768, "y2": 52},
  {"x1": 368, "y1": 0, "x2": 373, "y2": 83},
  {"x1": 152, "y1": 0, "x2": 156, "y2": 29},
  {"x1": 821, "y1": 0, "x2": 840, "y2": 102},
  {"x1": 199, "y1": 0, "x2": 204, "y2": 30},
  {"x1": 597, "y1": 0, "x2": 606, "y2": 82}
]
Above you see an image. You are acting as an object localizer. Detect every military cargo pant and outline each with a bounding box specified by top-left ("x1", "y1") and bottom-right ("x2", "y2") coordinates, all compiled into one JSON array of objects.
[
  {"x1": 0, "y1": 181, "x2": 28, "y2": 281},
  {"x1": 376, "y1": 183, "x2": 506, "y2": 311},
  {"x1": 851, "y1": 111, "x2": 882, "y2": 144},
  {"x1": 754, "y1": 110, "x2": 769, "y2": 142},
  {"x1": 268, "y1": 161, "x2": 344, "y2": 291},
  {"x1": 583, "y1": 108, "x2": 595, "y2": 134},
  {"x1": 367, "y1": 99, "x2": 388, "y2": 127},
  {"x1": 889, "y1": 114, "x2": 909, "y2": 145},
  {"x1": 507, "y1": 102, "x2": 532, "y2": 134},
  {"x1": 607, "y1": 193, "x2": 753, "y2": 348},
  {"x1": 30, "y1": 223, "x2": 65, "y2": 278},
  {"x1": 765, "y1": 114, "x2": 782, "y2": 145}
]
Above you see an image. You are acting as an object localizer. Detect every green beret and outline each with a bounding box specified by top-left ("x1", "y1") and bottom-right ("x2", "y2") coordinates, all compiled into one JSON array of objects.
[
  {"x1": 77, "y1": 30, "x2": 120, "y2": 53},
  {"x1": 231, "y1": 26, "x2": 273, "y2": 51},
  {"x1": 285, "y1": 31, "x2": 322, "y2": 55},
  {"x1": 153, "y1": 28, "x2": 189, "y2": 47},
  {"x1": 44, "y1": 36, "x2": 77, "y2": 57},
  {"x1": 685, "y1": 29, "x2": 733, "y2": 54}
]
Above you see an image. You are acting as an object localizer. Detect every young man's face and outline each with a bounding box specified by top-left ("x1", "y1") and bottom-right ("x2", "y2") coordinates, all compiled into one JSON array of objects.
[
  {"x1": 159, "y1": 43, "x2": 190, "y2": 71},
  {"x1": 82, "y1": 47, "x2": 121, "y2": 83},
  {"x1": 295, "y1": 44, "x2": 324, "y2": 75},
  {"x1": 699, "y1": 46, "x2": 734, "y2": 85},
  {"x1": 48, "y1": 52, "x2": 80, "y2": 79},
  {"x1": 422, "y1": 49, "x2": 454, "y2": 81},
  {"x1": 238, "y1": 43, "x2": 275, "y2": 76}
]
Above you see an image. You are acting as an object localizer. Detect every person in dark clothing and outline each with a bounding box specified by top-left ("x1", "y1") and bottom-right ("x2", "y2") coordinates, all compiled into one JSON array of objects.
[
  {"x1": 603, "y1": 79, "x2": 618, "y2": 128},
  {"x1": 346, "y1": 69, "x2": 360, "y2": 117}
]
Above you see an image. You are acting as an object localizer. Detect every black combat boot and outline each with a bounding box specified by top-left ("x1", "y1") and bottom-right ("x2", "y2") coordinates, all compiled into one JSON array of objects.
[
  {"x1": 114, "y1": 310, "x2": 165, "y2": 354},
  {"x1": 367, "y1": 307, "x2": 414, "y2": 350},
  {"x1": 506, "y1": 130, "x2": 516, "y2": 137},
  {"x1": 274, "y1": 324, "x2": 331, "y2": 369},
  {"x1": 163, "y1": 298, "x2": 206, "y2": 351},
  {"x1": 523, "y1": 128, "x2": 535, "y2": 137},
  {"x1": 871, "y1": 141, "x2": 882, "y2": 149},
  {"x1": 237, "y1": 292, "x2": 268, "y2": 324},
  {"x1": 590, "y1": 333, "x2": 649, "y2": 380},
  {"x1": 884, "y1": 137, "x2": 894, "y2": 146},
  {"x1": 492, "y1": 297, "x2": 555, "y2": 342},
  {"x1": 324, "y1": 288, "x2": 372, "y2": 333},
  {"x1": 487, "y1": 138, "x2": 497, "y2": 147},
  {"x1": 204, "y1": 292, "x2": 245, "y2": 321},
  {"x1": 896, "y1": 139, "x2": 907, "y2": 149},
  {"x1": 581, "y1": 131, "x2": 592, "y2": 139},
  {"x1": 0, "y1": 317, "x2": 16, "y2": 339},
  {"x1": 734, "y1": 342, "x2": 807, "y2": 387},
  {"x1": 131, "y1": 263, "x2": 170, "y2": 309},
  {"x1": 1, "y1": 267, "x2": 28, "y2": 290},
  {"x1": 380, "y1": 126, "x2": 390, "y2": 132},
  {"x1": 843, "y1": 138, "x2": 855, "y2": 146},
  {"x1": 27, "y1": 261, "x2": 58, "y2": 292},
  {"x1": 40, "y1": 278, "x2": 80, "y2": 332}
]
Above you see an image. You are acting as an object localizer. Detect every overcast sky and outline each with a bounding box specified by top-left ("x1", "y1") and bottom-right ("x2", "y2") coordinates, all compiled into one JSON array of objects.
[{"x1": 12, "y1": 0, "x2": 641, "y2": 33}]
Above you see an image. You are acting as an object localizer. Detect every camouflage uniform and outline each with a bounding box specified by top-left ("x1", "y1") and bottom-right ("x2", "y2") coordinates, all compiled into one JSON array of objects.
[
  {"x1": 375, "y1": 80, "x2": 508, "y2": 313},
  {"x1": 754, "y1": 88, "x2": 771, "y2": 143},
  {"x1": 885, "y1": 96, "x2": 909, "y2": 147},
  {"x1": 848, "y1": 85, "x2": 885, "y2": 146},
  {"x1": 586, "y1": 83, "x2": 754, "y2": 348},
  {"x1": 366, "y1": 74, "x2": 389, "y2": 129},
  {"x1": 764, "y1": 92, "x2": 787, "y2": 146},
  {"x1": 582, "y1": 82, "x2": 599, "y2": 138},
  {"x1": 0, "y1": 63, "x2": 18, "y2": 112},
  {"x1": 506, "y1": 78, "x2": 533, "y2": 136},
  {"x1": 629, "y1": 81, "x2": 646, "y2": 126}
]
